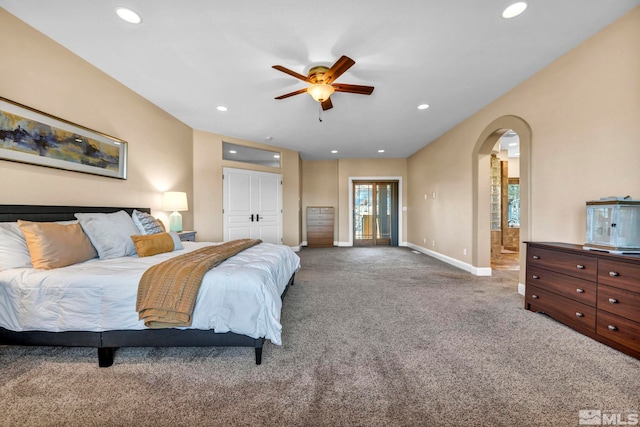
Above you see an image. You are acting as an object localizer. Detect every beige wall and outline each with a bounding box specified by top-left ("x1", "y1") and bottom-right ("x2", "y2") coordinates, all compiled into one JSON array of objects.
[
  {"x1": 302, "y1": 158, "x2": 407, "y2": 245},
  {"x1": 193, "y1": 132, "x2": 301, "y2": 246},
  {"x1": 0, "y1": 10, "x2": 194, "y2": 228},
  {"x1": 407, "y1": 7, "x2": 640, "y2": 273}
]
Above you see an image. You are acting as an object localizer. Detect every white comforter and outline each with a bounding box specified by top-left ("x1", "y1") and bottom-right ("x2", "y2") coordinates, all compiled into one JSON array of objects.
[{"x1": 0, "y1": 242, "x2": 300, "y2": 345}]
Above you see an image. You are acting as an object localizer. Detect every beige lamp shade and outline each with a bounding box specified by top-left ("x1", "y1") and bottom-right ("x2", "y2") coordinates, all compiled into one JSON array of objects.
[{"x1": 162, "y1": 191, "x2": 188, "y2": 211}]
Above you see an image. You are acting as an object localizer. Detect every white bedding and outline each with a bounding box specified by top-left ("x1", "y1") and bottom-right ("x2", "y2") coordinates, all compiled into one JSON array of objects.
[{"x1": 0, "y1": 242, "x2": 300, "y2": 345}]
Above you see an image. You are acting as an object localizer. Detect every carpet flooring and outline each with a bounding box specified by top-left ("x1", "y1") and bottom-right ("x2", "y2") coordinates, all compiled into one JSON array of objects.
[{"x1": 1, "y1": 247, "x2": 639, "y2": 426}]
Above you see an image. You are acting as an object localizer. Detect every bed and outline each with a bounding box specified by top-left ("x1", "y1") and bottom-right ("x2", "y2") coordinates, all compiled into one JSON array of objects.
[{"x1": 0, "y1": 204, "x2": 300, "y2": 366}]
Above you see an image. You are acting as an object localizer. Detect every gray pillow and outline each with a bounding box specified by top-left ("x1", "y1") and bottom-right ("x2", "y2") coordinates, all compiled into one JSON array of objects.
[
  {"x1": 75, "y1": 210, "x2": 140, "y2": 259},
  {"x1": 132, "y1": 209, "x2": 164, "y2": 235}
]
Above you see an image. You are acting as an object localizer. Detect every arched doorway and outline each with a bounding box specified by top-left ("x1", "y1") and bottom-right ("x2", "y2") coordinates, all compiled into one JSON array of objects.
[{"x1": 472, "y1": 115, "x2": 531, "y2": 291}]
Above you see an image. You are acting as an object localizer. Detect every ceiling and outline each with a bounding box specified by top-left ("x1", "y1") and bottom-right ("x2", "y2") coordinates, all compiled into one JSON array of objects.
[{"x1": 1, "y1": 1, "x2": 638, "y2": 160}]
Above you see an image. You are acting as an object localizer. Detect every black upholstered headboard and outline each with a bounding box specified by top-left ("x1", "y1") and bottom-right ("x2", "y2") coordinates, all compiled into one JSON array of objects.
[{"x1": 0, "y1": 205, "x2": 150, "y2": 223}]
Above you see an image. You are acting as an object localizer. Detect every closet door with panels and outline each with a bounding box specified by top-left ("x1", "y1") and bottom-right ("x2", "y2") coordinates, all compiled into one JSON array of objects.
[{"x1": 223, "y1": 167, "x2": 282, "y2": 244}]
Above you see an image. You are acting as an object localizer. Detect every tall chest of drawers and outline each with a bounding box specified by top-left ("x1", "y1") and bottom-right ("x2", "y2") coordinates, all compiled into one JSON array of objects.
[
  {"x1": 525, "y1": 242, "x2": 640, "y2": 359},
  {"x1": 306, "y1": 206, "x2": 334, "y2": 248}
]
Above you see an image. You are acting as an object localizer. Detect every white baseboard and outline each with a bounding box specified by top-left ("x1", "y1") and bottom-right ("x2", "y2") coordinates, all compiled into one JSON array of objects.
[
  {"x1": 407, "y1": 243, "x2": 492, "y2": 276},
  {"x1": 518, "y1": 283, "x2": 525, "y2": 295}
]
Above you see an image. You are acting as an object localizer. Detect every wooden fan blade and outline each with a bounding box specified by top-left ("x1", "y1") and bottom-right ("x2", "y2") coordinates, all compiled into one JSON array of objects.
[
  {"x1": 272, "y1": 65, "x2": 311, "y2": 83},
  {"x1": 321, "y1": 98, "x2": 333, "y2": 111},
  {"x1": 274, "y1": 88, "x2": 308, "y2": 100},
  {"x1": 332, "y1": 83, "x2": 374, "y2": 95},
  {"x1": 322, "y1": 56, "x2": 355, "y2": 84}
]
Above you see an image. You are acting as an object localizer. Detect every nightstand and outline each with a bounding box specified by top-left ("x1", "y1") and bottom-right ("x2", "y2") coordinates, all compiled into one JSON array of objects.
[{"x1": 176, "y1": 231, "x2": 197, "y2": 242}]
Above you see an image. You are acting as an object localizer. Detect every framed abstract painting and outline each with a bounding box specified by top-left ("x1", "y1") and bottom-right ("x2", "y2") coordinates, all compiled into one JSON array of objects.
[{"x1": 0, "y1": 97, "x2": 127, "y2": 179}]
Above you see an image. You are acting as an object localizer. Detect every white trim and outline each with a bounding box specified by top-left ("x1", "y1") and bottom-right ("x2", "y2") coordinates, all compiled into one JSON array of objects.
[
  {"x1": 348, "y1": 176, "x2": 403, "y2": 246},
  {"x1": 407, "y1": 243, "x2": 492, "y2": 276},
  {"x1": 518, "y1": 283, "x2": 525, "y2": 295}
]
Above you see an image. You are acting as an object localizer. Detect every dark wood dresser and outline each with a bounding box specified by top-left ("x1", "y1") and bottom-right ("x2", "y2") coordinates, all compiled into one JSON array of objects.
[
  {"x1": 525, "y1": 242, "x2": 640, "y2": 359},
  {"x1": 306, "y1": 206, "x2": 334, "y2": 248}
]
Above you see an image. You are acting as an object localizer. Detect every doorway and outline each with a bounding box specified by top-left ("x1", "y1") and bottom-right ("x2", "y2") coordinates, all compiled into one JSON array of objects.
[
  {"x1": 353, "y1": 181, "x2": 398, "y2": 246},
  {"x1": 472, "y1": 115, "x2": 531, "y2": 287},
  {"x1": 490, "y1": 131, "x2": 521, "y2": 270}
]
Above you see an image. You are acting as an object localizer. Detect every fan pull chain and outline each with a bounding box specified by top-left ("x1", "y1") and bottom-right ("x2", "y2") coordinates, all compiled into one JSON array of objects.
[{"x1": 318, "y1": 104, "x2": 323, "y2": 122}]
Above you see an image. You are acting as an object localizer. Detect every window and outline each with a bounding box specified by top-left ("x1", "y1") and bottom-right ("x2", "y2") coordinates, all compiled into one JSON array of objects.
[
  {"x1": 223, "y1": 142, "x2": 281, "y2": 168},
  {"x1": 507, "y1": 178, "x2": 520, "y2": 227}
]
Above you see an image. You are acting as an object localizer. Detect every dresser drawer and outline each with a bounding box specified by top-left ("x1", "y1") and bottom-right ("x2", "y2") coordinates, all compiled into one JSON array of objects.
[
  {"x1": 598, "y1": 259, "x2": 640, "y2": 293},
  {"x1": 597, "y1": 284, "x2": 640, "y2": 323},
  {"x1": 307, "y1": 230, "x2": 332, "y2": 238},
  {"x1": 307, "y1": 225, "x2": 333, "y2": 233},
  {"x1": 307, "y1": 213, "x2": 334, "y2": 221},
  {"x1": 527, "y1": 246, "x2": 597, "y2": 281},
  {"x1": 526, "y1": 285, "x2": 596, "y2": 333},
  {"x1": 307, "y1": 219, "x2": 333, "y2": 227},
  {"x1": 307, "y1": 207, "x2": 333, "y2": 215},
  {"x1": 526, "y1": 265, "x2": 596, "y2": 306},
  {"x1": 597, "y1": 311, "x2": 640, "y2": 353}
]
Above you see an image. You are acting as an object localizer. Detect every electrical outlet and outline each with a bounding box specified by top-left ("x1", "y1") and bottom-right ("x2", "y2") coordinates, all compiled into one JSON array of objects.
[
  {"x1": 423, "y1": 237, "x2": 426, "y2": 244},
  {"x1": 432, "y1": 240, "x2": 435, "y2": 247},
  {"x1": 463, "y1": 248, "x2": 467, "y2": 256},
  {"x1": 424, "y1": 194, "x2": 427, "y2": 200},
  {"x1": 432, "y1": 192, "x2": 437, "y2": 199}
]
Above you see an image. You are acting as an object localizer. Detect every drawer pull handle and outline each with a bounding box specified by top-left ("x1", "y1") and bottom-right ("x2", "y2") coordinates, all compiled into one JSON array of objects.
[
  {"x1": 609, "y1": 271, "x2": 619, "y2": 277},
  {"x1": 532, "y1": 255, "x2": 540, "y2": 260},
  {"x1": 576, "y1": 264, "x2": 585, "y2": 269},
  {"x1": 608, "y1": 325, "x2": 618, "y2": 331},
  {"x1": 531, "y1": 294, "x2": 539, "y2": 299},
  {"x1": 608, "y1": 298, "x2": 618, "y2": 304},
  {"x1": 576, "y1": 288, "x2": 585, "y2": 294},
  {"x1": 575, "y1": 312, "x2": 584, "y2": 318},
  {"x1": 532, "y1": 275, "x2": 539, "y2": 279}
]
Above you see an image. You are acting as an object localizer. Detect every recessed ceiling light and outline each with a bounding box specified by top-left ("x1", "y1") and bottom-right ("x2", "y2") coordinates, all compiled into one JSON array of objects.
[
  {"x1": 378, "y1": 149, "x2": 385, "y2": 153},
  {"x1": 216, "y1": 106, "x2": 228, "y2": 112},
  {"x1": 502, "y1": 2, "x2": 528, "y2": 19},
  {"x1": 331, "y1": 150, "x2": 338, "y2": 154},
  {"x1": 115, "y1": 7, "x2": 142, "y2": 24},
  {"x1": 417, "y1": 104, "x2": 430, "y2": 110}
]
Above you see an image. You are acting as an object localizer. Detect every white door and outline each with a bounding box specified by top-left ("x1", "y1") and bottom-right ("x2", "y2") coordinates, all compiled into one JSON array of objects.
[{"x1": 223, "y1": 168, "x2": 282, "y2": 244}]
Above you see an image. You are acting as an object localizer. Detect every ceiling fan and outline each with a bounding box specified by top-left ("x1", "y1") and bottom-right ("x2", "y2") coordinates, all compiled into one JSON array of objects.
[{"x1": 272, "y1": 55, "x2": 374, "y2": 111}]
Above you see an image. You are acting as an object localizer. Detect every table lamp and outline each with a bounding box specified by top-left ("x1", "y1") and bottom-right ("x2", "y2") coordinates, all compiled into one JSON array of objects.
[{"x1": 162, "y1": 191, "x2": 188, "y2": 232}]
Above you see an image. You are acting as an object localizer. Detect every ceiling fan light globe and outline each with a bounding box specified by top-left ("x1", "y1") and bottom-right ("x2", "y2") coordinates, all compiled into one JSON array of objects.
[{"x1": 307, "y1": 84, "x2": 335, "y2": 102}]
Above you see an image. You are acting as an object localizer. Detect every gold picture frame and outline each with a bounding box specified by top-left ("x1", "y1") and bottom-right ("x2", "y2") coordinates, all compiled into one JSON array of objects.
[{"x1": 0, "y1": 97, "x2": 127, "y2": 179}]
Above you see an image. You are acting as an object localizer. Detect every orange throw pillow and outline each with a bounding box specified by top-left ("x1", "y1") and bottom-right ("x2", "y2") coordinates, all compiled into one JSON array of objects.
[{"x1": 131, "y1": 233, "x2": 177, "y2": 257}]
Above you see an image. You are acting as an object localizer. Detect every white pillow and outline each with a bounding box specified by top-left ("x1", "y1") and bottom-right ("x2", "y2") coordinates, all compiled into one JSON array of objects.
[
  {"x1": 75, "y1": 210, "x2": 140, "y2": 259},
  {"x1": 131, "y1": 209, "x2": 164, "y2": 235},
  {"x1": 0, "y1": 222, "x2": 33, "y2": 270}
]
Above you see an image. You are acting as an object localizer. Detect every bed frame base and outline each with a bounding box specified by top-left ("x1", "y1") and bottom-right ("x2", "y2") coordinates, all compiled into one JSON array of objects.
[{"x1": 0, "y1": 272, "x2": 293, "y2": 366}]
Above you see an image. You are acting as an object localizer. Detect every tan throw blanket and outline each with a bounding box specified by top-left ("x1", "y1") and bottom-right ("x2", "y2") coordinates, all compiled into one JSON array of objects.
[{"x1": 136, "y1": 239, "x2": 262, "y2": 328}]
